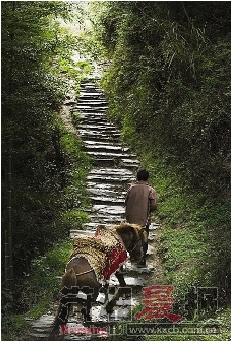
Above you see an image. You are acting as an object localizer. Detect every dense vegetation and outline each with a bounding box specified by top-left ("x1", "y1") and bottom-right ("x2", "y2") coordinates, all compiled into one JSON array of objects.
[
  {"x1": 1, "y1": 2, "x2": 91, "y2": 336},
  {"x1": 94, "y1": 1, "x2": 231, "y2": 198}
]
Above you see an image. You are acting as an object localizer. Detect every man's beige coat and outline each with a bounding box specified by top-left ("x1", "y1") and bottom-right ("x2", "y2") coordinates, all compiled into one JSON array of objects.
[{"x1": 125, "y1": 180, "x2": 158, "y2": 226}]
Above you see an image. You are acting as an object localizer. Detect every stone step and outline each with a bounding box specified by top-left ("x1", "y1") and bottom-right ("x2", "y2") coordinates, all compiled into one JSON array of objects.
[
  {"x1": 80, "y1": 82, "x2": 101, "y2": 88},
  {"x1": 91, "y1": 159, "x2": 120, "y2": 167},
  {"x1": 87, "y1": 187, "x2": 126, "y2": 198},
  {"x1": 76, "y1": 107, "x2": 108, "y2": 113},
  {"x1": 88, "y1": 214, "x2": 124, "y2": 225},
  {"x1": 83, "y1": 140, "x2": 122, "y2": 148},
  {"x1": 87, "y1": 183, "x2": 131, "y2": 196},
  {"x1": 84, "y1": 141, "x2": 127, "y2": 149},
  {"x1": 69, "y1": 229, "x2": 95, "y2": 237},
  {"x1": 89, "y1": 197, "x2": 124, "y2": 206},
  {"x1": 77, "y1": 98, "x2": 105, "y2": 104},
  {"x1": 79, "y1": 90, "x2": 103, "y2": 95},
  {"x1": 88, "y1": 167, "x2": 134, "y2": 176},
  {"x1": 79, "y1": 121, "x2": 113, "y2": 129},
  {"x1": 91, "y1": 204, "x2": 125, "y2": 216},
  {"x1": 120, "y1": 158, "x2": 140, "y2": 166},
  {"x1": 79, "y1": 92, "x2": 103, "y2": 97},
  {"x1": 84, "y1": 145, "x2": 129, "y2": 154},
  {"x1": 78, "y1": 123, "x2": 118, "y2": 130},
  {"x1": 72, "y1": 110, "x2": 108, "y2": 119},
  {"x1": 78, "y1": 130, "x2": 121, "y2": 140},
  {"x1": 77, "y1": 115, "x2": 109, "y2": 124},
  {"x1": 90, "y1": 159, "x2": 139, "y2": 170},
  {"x1": 88, "y1": 190, "x2": 125, "y2": 200},
  {"x1": 78, "y1": 124, "x2": 118, "y2": 131},
  {"x1": 87, "y1": 174, "x2": 134, "y2": 183},
  {"x1": 86, "y1": 151, "x2": 138, "y2": 161},
  {"x1": 72, "y1": 112, "x2": 113, "y2": 126},
  {"x1": 26, "y1": 315, "x2": 56, "y2": 340},
  {"x1": 77, "y1": 99, "x2": 108, "y2": 106},
  {"x1": 73, "y1": 108, "x2": 106, "y2": 114}
]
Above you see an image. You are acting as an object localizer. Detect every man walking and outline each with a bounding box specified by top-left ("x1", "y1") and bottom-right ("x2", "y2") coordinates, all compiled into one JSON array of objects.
[{"x1": 125, "y1": 169, "x2": 158, "y2": 267}]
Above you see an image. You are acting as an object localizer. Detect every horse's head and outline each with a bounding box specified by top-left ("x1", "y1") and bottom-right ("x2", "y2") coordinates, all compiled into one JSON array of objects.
[{"x1": 115, "y1": 223, "x2": 148, "y2": 261}]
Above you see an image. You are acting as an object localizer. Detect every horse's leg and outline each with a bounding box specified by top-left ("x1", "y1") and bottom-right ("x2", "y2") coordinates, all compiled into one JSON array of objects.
[
  {"x1": 81, "y1": 293, "x2": 92, "y2": 322},
  {"x1": 49, "y1": 268, "x2": 77, "y2": 336},
  {"x1": 115, "y1": 271, "x2": 131, "y2": 299},
  {"x1": 60, "y1": 268, "x2": 78, "y2": 323},
  {"x1": 82, "y1": 286, "x2": 100, "y2": 322},
  {"x1": 115, "y1": 270, "x2": 126, "y2": 286},
  {"x1": 104, "y1": 283, "x2": 110, "y2": 303},
  {"x1": 99, "y1": 283, "x2": 109, "y2": 303},
  {"x1": 105, "y1": 288, "x2": 121, "y2": 313},
  {"x1": 58, "y1": 287, "x2": 76, "y2": 325},
  {"x1": 104, "y1": 271, "x2": 127, "y2": 313}
]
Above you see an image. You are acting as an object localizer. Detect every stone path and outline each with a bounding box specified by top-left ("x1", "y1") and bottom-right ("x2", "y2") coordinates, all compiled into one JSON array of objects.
[
  {"x1": 69, "y1": 81, "x2": 139, "y2": 232},
  {"x1": 26, "y1": 80, "x2": 160, "y2": 340}
]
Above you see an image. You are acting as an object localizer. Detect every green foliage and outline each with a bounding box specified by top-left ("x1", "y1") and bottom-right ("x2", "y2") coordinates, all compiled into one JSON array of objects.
[
  {"x1": 97, "y1": 1, "x2": 231, "y2": 197},
  {"x1": 2, "y1": 313, "x2": 30, "y2": 341},
  {"x1": 1, "y1": 289, "x2": 14, "y2": 328},
  {"x1": 21, "y1": 240, "x2": 72, "y2": 312},
  {"x1": 56, "y1": 56, "x2": 93, "y2": 85},
  {"x1": 58, "y1": 123, "x2": 92, "y2": 209},
  {"x1": 1, "y1": 1, "x2": 67, "y2": 271},
  {"x1": 60, "y1": 210, "x2": 89, "y2": 230},
  {"x1": 151, "y1": 160, "x2": 231, "y2": 303},
  {"x1": 1, "y1": 3, "x2": 92, "y2": 335},
  {"x1": 2, "y1": 240, "x2": 72, "y2": 340}
]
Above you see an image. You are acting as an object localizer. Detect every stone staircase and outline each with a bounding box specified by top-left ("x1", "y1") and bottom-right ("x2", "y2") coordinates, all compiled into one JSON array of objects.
[
  {"x1": 27, "y1": 80, "x2": 159, "y2": 340},
  {"x1": 69, "y1": 81, "x2": 140, "y2": 234}
]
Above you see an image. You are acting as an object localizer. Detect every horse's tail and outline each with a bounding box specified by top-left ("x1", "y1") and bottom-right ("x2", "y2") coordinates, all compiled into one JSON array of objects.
[{"x1": 49, "y1": 268, "x2": 77, "y2": 337}]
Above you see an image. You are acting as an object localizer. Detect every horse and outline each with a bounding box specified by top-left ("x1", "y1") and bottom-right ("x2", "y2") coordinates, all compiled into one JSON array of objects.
[{"x1": 50, "y1": 222, "x2": 147, "y2": 336}]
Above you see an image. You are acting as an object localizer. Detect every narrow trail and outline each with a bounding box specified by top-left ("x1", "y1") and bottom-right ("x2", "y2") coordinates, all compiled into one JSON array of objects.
[{"x1": 26, "y1": 79, "x2": 164, "y2": 340}]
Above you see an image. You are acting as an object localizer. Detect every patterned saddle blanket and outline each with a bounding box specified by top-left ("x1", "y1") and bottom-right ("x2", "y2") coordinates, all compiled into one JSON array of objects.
[{"x1": 68, "y1": 225, "x2": 127, "y2": 283}]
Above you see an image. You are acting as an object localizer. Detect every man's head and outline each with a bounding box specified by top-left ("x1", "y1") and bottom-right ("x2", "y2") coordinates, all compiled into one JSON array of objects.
[{"x1": 137, "y1": 168, "x2": 149, "y2": 181}]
